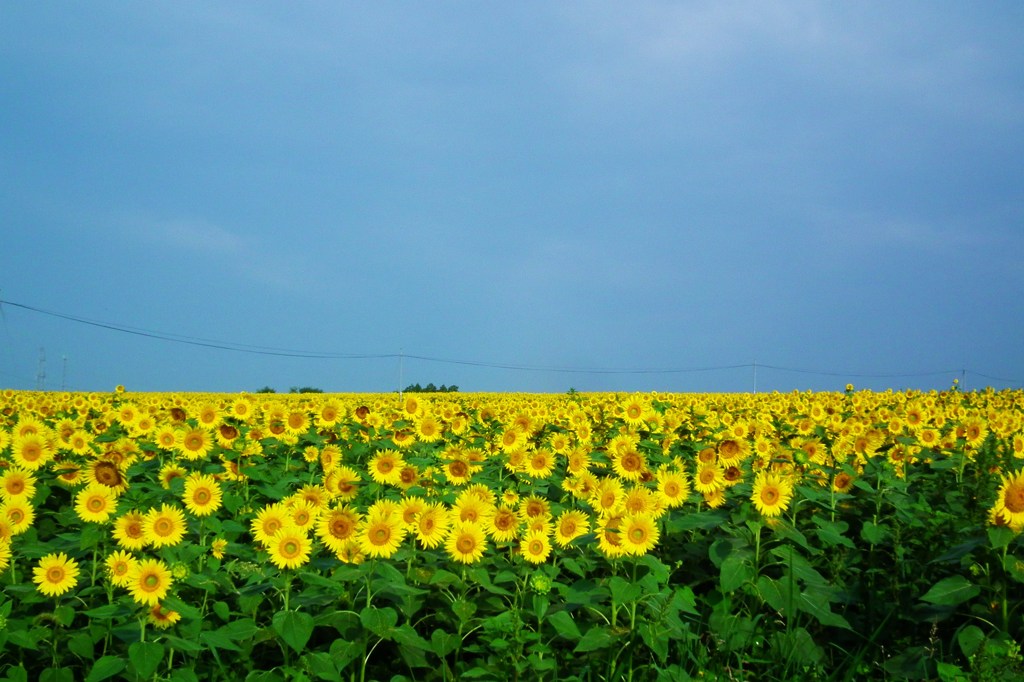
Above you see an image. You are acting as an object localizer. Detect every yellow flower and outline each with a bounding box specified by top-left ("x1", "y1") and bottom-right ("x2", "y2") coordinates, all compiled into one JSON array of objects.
[
  {"x1": 112, "y1": 510, "x2": 148, "y2": 550},
  {"x1": 487, "y1": 505, "x2": 521, "y2": 543},
  {"x1": 267, "y1": 527, "x2": 312, "y2": 570},
  {"x1": 33, "y1": 552, "x2": 79, "y2": 597},
  {"x1": 148, "y1": 603, "x2": 182, "y2": 630},
  {"x1": 990, "y1": 469, "x2": 1024, "y2": 529},
  {"x1": 11, "y1": 433, "x2": 53, "y2": 471},
  {"x1": 105, "y1": 550, "x2": 138, "y2": 588},
  {"x1": 751, "y1": 471, "x2": 794, "y2": 518},
  {"x1": 445, "y1": 521, "x2": 487, "y2": 564},
  {"x1": 2, "y1": 498, "x2": 34, "y2": 535},
  {"x1": 521, "y1": 530, "x2": 552, "y2": 564},
  {"x1": 129, "y1": 559, "x2": 173, "y2": 606},
  {"x1": 144, "y1": 504, "x2": 187, "y2": 548},
  {"x1": 414, "y1": 502, "x2": 450, "y2": 550},
  {"x1": 553, "y1": 510, "x2": 590, "y2": 547},
  {"x1": 75, "y1": 483, "x2": 117, "y2": 523},
  {"x1": 0, "y1": 468, "x2": 36, "y2": 501},
  {"x1": 210, "y1": 538, "x2": 228, "y2": 560},
  {"x1": 182, "y1": 473, "x2": 223, "y2": 517},
  {"x1": 252, "y1": 503, "x2": 293, "y2": 547},
  {"x1": 656, "y1": 469, "x2": 690, "y2": 508},
  {"x1": 621, "y1": 513, "x2": 659, "y2": 556},
  {"x1": 316, "y1": 506, "x2": 361, "y2": 554},
  {"x1": 611, "y1": 448, "x2": 647, "y2": 482},
  {"x1": 358, "y1": 511, "x2": 406, "y2": 559},
  {"x1": 178, "y1": 427, "x2": 213, "y2": 461},
  {"x1": 367, "y1": 450, "x2": 404, "y2": 486}
]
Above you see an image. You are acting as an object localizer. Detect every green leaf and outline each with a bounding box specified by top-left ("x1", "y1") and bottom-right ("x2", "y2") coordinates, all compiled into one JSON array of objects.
[
  {"x1": 129, "y1": 641, "x2": 164, "y2": 680},
  {"x1": 757, "y1": 575, "x2": 794, "y2": 620},
  {"x1": 430, "y1": 629, "x2": 460, "y2": 657},
  {"x1": 609, "y1": 576, "x2": 642, "y2": 604},
  {"x1": 860, "y1": 521, "x2": 888, "y2": 545},
  {"x1": 53, "y1": 604, "x2": 75, "y2": 627},
  {"x1": 575, "y1": 626, "x2": 616, "y2": 653},
  {"x1": 956, "y1": 624, "x2": 986, "y2": 658},
  {"x1": 920, "y1": 576, "x2": 980, "y2": 606},
  {"x1": 212, "y1": 600, "x2": 231, "y2": 621},
  {"x1": 451, "y1": 598, "x2": 476, "y2": 624},
  {"x1": 719, "y1": 550, "x2": 754, "y2": 593},
  {"x1": 301, "y1": 651, "x2": 340, "y2": 681},
  {"x1": 200, "y1": 629, "x2": 243, "y2": 651},
  {"x1": 812, "y1": 517, "x2": 855, "y2": 549},
  {"x1": 359, "y1": 606, "x2": 398, "y2": 639},
  {"x1": 40, "y1": 669, "x2": 74, "y2": 682},
  {"x1": 392, "y1": 624, "x2": 431, "y2": 651},
  {"x1": 329, "y1": 639, "x2": 363, "y2": 668},
  {"x1": 68, "y1": 632, "x2": 95, "y2": 660},
  {"x1": 796, "y1": 590, "x2": 852, "y2": 630},
  {"x1": 1004, "y1": 554, "x2": 1024, "y2": 583},
  {"x1": 273, "y1": 610, "x2": 316, "y2": 654},
  {"x1": 989, "y1": 525, "x2": 1016, "y2": 550},
  {"x1": 84, "y1": 656, "x2": 126, "y2": 682},
  {"x1": 547, "y1": 610, "x2": 582, "y2": 640}
]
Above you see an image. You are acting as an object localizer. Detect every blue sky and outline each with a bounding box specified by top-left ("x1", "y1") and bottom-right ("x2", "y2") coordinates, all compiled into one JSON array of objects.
[{"x1": 2, "y1": 2, "x2": 1022, "y2": 394}]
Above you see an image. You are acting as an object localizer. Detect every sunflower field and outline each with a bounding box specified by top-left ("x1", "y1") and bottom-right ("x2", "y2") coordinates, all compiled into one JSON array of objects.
[{"x1": 0, "y1": 385, "x2": 1022, "y2": 681}]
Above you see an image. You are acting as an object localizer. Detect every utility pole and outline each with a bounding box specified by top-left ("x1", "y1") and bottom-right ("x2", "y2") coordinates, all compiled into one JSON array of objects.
[
  {"x1": 398, "y1": 349, "x2": 404, "y2": 403},
  {"x1": 36, "y1": 347, "x2": 46, "y2": 391},
  {"x1": 752, "y1": 359, "x2": 757, "y2": 394},
  {"x1": 62, "y1": 354, "x2": 68, "y2": 390}
]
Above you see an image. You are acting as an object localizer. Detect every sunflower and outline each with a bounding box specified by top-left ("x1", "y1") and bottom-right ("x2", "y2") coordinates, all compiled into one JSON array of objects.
[
  {"x1": 112, "y1": 510, "x2": 148, "y2": 550},
  {"x1": 178, "y1": 427, "x2": 213, "y2": 461},
  {"x1": 129, "y1": 559, "x2": 173, "y2": 606},
  {"x1": 693, "y1": 461, "x2": 725, "y2": 495},
  {"x1": 67, "y1": 429, "x2": 94, "y2": 456},
  {"x1": 445, "y1": 521, "x2": 487, "y2": 564},
  {"x1": 325, "y1": 466, "x2": 360, "y2": 502},
  {"x1": 84, "y1": 458, "x2": 129, "y2": 494},
  {"x1": 990, "y1": 469, "x2": 1024, "y2": 529},
  {"x1": 620, "y1": 396, "x2": 648, "y2": 427},
  {"x1": 525, "y1": 449, "x2": 556, "y2": 479},
  {"x1": 0, "y1": 539, "x2": 10, "y2": 572},
  {"x1": 251, "y1": 503, "x2": 292, "y2": 546},
  {"x1": 596, "y1": 514, "x2": 627, "y2": 559},
  {"x1": 158, "y1": 463, "x2": 187, "y2": 489},
  {"x1": 751, "y1": 471, "x2": 794, "y2": 518},
  {"x1": 612, "y1": 449, "x2": 647, "y2": 482},
  {"x1": 74, "y1": 483, "x2": 118, "y2": 523},
  {"x1": 621, "y1": 513, "x2": 659, "y2": 556},
  {"x1": 367, "y1": 450, "x2": 404, "y2": 486},
  {"x1": 517, "y1": 495, "x2": 551, "y2": 521},
  {"x1": 210, "y1": 538, "x2": 228, "y2": 559},
  {"x1": 415, "y1": 502, "x2": 451, "y2": 549},
  {"x1": 566, "y1": 447, "x2": 592, "y2": 476},
  {"x1": 144, "y1": 504, "x2": 187, "y2": 548},
  {"x1": 521, "y1": 530, "x2": 552, "y2": 564},
  {"x1": 452, "y1": 494, "x2": 494, "y2": 525},
  {"x1": 415, "y1": 414, "x2": 444, "y2": 443},
  {"x1": 182, "y1": 473, "x2": 223, "y2": 517},
  {"x1": 0, "y1": 468, "x2": 35, "y2": 501},
  {"x1": 358, "y1": 511, "x2": 406, "y2": 559},
  {"x1": 442, "y1": 458, "x2": 475, "y2": 486},
  {"x1": 498, "y1": 428, "x2": 528, "y2": 453},
  {"x1": 105, "y1": 550, "x2": 138, "y2": 588},
  {"x1": 267, "y1": 527, "x2": 312, "y2": 570},
  {"x1": 487, "y1": 505, "x2": 521, "y2": 543},
  {"x1": 316, "y1": 506, "x2": 361, "y2": 554},
  {"x1": 656, "y1": 469, "x2": 690, "y2": 508},
  {"x1": 2, "y1": 498, "x2": 34, "y2": 535},
  {"x1": 399, "y1": 497, "x2": 428, "y2": 529},
  {"x1": 148, "y1": 603, "x2": 182, "y2": 630},
  {"x1": 554, "y1": 510, "x2": 590, "y2": 547},
  {"x1": 33, "y1": 552, "x2": 79, "y2": 597},
  {"x1": 11, "y1": 433, "x2": 53, "y2": 471},
  {"x1": 590, "y1": 478, "x2": 625, "y2": 517}
]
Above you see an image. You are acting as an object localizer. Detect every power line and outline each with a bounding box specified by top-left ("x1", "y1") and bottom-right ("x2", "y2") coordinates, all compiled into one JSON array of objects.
[{"x1": 1, "y1": 296, "x2": 1021, "y2": 384}]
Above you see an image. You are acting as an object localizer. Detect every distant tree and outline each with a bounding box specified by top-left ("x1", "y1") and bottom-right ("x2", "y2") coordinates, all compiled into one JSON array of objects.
[
  {"x1": 289, "y1": 386, "x2": 324, "y2": 394},
  {"x1": 255, "y1": 386, "x2": 276, "y2": 393},
  {"x1": 403, "y1": 383, "x2": 458, "y2": 393}
]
